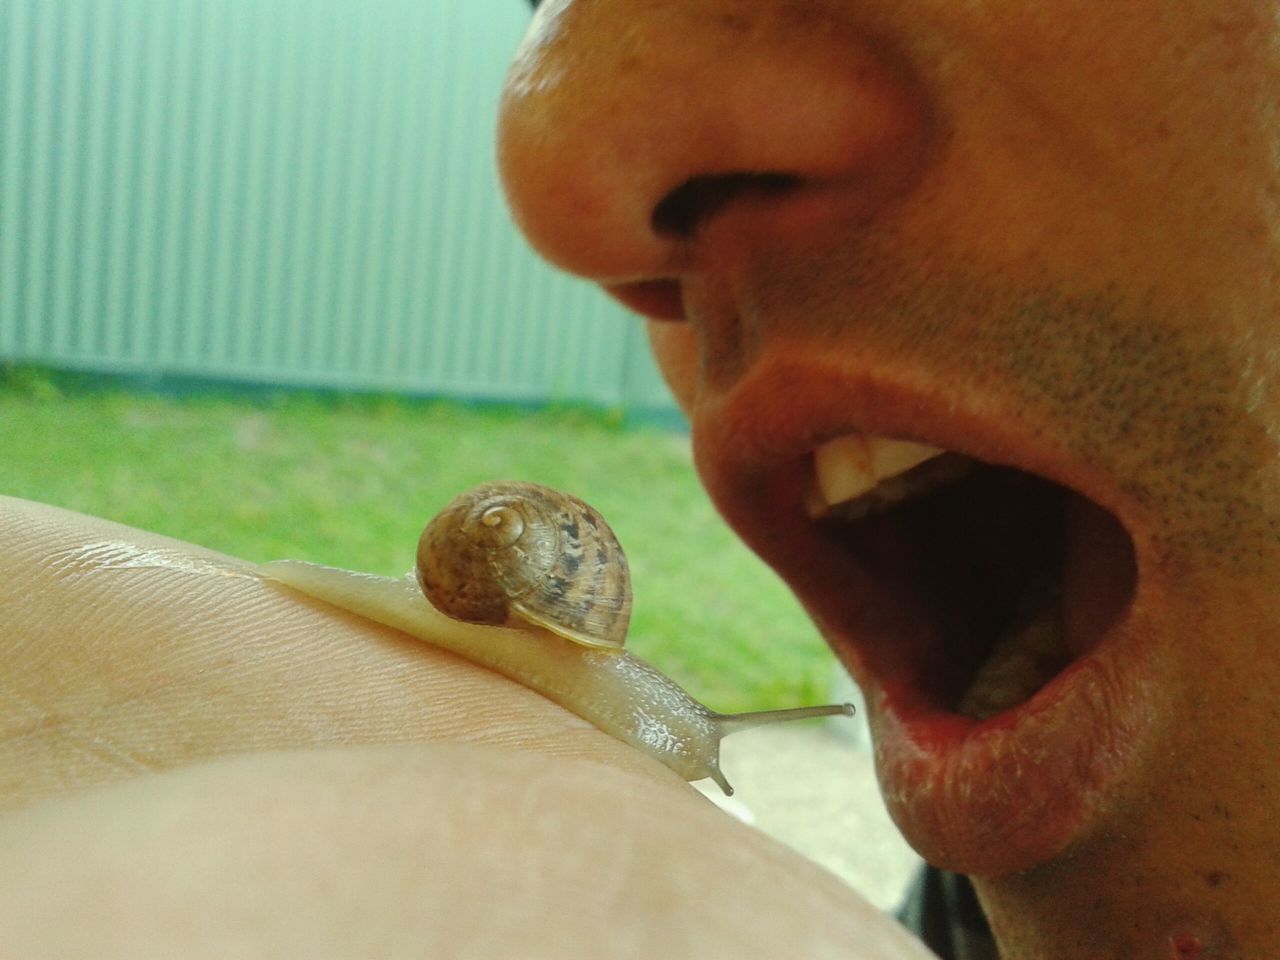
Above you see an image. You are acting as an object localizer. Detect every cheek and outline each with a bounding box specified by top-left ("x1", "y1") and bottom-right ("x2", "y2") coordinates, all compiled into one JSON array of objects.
[{"x1": 647, "y1": 322, "x2": 700, "y2": 414}]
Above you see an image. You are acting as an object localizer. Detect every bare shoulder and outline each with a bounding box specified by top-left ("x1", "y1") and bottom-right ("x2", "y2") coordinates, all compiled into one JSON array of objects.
[
  {"x1": 0, "y1": 496, "x2": 654, "y2": 807},
  {"x1": 0, "y1": 497, "x2": 935, "y2": 957},
  {"x1": 0, "y1": 743, "x2": 934, "y2": 959}
]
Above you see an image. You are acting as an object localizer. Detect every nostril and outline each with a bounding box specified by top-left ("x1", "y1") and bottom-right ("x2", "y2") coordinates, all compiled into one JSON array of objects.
[{"x1": 650, "y1": 172, "x2": 802, "y2": 239}]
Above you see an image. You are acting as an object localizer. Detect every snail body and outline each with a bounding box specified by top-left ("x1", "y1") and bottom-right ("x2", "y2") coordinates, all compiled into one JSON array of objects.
[{"x1": 261, "y1": 481, "x2": 853, "y2": 795}]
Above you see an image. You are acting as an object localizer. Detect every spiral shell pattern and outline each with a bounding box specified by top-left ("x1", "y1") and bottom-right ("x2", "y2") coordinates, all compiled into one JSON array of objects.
[{"x1": 416, "y1": 481, "x2": 632, "y2": 651}]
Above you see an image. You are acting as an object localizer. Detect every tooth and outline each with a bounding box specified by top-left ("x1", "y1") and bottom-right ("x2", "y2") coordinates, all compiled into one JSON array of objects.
[
  {"x1": 868, "y1": 437, "x2": 946, "y2": 484},
  {"x1": 814, "y1": 434, "x2": 876, "y2": 506},
  {"x1": 956, "y1": 609, "x2": 1068, "y2": 720},
  {"x1": 813, "y1": 434, "x2": 945, "y2": 508}
]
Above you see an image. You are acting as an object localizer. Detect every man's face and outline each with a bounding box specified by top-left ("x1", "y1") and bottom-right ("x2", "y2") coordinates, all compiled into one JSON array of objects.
[{"x1": 499, "y1": 0, "x2": 1280, "y2": 947}]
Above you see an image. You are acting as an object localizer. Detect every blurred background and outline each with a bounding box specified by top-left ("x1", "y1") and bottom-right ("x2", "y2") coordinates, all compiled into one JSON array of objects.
[
  {"x1": 0, "y1": 0, "x2": 919, "y2": 905},
  {"x1": 0, "y1": 0, "x2": 844, "y2": 716},
  {"x1": 0, "y1": 0, "x2": 675, "y2": 412}
]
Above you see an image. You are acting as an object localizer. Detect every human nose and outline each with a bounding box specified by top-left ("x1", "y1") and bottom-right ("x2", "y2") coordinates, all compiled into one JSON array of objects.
[{"x1": 497, "y1": 0, "x2": 931, "y2": 318}]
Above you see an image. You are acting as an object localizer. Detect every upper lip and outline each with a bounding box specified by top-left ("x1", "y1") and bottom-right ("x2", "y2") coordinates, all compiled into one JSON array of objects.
[
  {"x1": 688, "y1": 349, "x2": 1158, "y2": 876},
  {"x1": 690, "y1": 350, "x2": 1137, "y2": 575}
]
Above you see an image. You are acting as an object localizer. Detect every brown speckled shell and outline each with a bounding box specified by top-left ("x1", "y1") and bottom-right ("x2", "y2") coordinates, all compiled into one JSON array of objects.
[{"x1": 416, "y1": 481, "x2": 632, "y2": 651}]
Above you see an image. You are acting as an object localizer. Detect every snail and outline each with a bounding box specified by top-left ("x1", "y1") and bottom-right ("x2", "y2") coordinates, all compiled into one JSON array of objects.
[
  {"x1": 416, "y1": 481, "x2": 633, "y2": 650},
  {"x1": 259, "y1": 481, "x2": 854, "y2": 795}
]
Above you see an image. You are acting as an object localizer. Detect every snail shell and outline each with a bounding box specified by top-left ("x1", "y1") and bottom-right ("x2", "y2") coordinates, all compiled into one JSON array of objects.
[{"x1": 416, "y1": 481, "x2": 632, "y2": 651}]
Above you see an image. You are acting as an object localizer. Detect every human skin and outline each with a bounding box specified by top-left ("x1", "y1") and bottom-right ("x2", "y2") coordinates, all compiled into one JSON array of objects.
[
  {"x1": 497, "y1": 0, "x2": 1280, "y2": 957},
  {"x1": 0, "y1": 496, "x2": 932, "y2": 959}
]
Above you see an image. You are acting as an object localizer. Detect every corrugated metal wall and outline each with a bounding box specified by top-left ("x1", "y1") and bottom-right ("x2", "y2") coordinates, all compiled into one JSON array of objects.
[{"x1": 0, "y1": 0, "x2": 678, "y2": 414}]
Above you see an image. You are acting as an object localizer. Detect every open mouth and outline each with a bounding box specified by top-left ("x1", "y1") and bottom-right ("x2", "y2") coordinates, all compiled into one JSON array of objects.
[
  {"x1": 692, "y1": 362, "x2": 1161, "y2": 873},
  {"x1": 806, "y1": 433, "x2": 1138, "y2": 724}
]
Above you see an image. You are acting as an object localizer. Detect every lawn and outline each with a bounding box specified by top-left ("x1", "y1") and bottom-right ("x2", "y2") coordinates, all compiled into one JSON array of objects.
[{"x1": 0, "y1": 366, "x2": 840, "y2": 713}]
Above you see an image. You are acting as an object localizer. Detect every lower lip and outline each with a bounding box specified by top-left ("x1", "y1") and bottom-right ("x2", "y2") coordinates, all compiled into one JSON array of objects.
[{"x1": 839, "y1": 619, "x2": 1157, "y2": 876}]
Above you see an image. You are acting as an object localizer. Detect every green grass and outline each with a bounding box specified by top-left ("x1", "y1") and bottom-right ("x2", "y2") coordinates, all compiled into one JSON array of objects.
[{"x1": 0, "y1": 366, "x2": 838, "y2": 712}]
